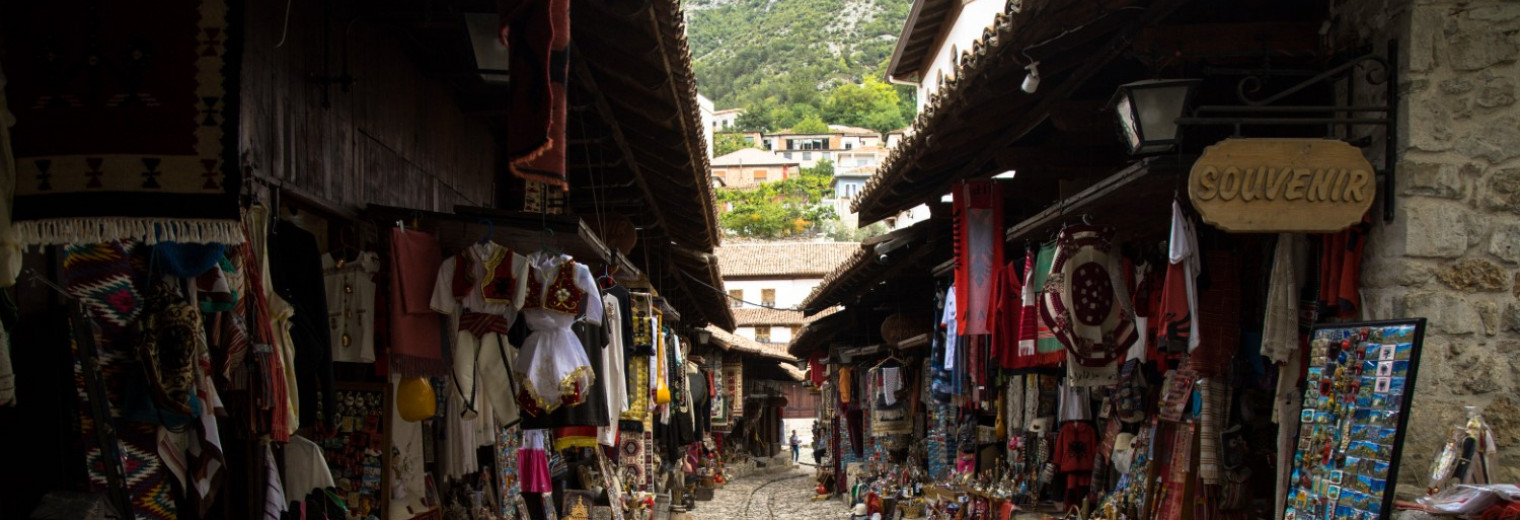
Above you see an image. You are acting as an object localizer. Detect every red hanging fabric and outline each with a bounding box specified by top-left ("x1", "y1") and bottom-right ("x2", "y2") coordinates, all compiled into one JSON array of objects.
[{"x1": 953, "y1": 181, "x2": 1004, "y2": 336}]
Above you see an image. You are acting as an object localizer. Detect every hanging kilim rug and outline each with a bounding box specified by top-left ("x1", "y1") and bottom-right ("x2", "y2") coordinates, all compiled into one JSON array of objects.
[{"x1": 1, "y1": 0, "x2": 244, "y2": 246}]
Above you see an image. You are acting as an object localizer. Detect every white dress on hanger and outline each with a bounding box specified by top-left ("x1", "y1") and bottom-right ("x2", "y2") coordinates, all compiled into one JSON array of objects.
[{"x1": 514, "y1": 252, "x2": 603, "y2": 416}]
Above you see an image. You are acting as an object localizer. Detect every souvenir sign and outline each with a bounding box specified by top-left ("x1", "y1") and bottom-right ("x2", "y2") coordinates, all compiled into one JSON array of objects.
[
  {"x1": 320, "y1": 382, "x2": 392, "y2": 520},
  {"x1": 1189, "y1": 138, "x2": 1376, "y2": 233},
  {"x1": 1282, "y1": 319, "x2": 1425, "y2": 520}
]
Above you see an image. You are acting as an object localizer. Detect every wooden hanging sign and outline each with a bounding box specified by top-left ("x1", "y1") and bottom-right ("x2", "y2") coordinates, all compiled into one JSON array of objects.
[{"x1": 1188, "y1": 138, "x2": 1375, "y2": 232}]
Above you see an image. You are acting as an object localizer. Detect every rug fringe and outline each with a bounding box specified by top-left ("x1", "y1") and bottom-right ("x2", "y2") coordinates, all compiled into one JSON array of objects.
[{"x1": 15, "y1": 218, "x2": 247, "y2": 248}]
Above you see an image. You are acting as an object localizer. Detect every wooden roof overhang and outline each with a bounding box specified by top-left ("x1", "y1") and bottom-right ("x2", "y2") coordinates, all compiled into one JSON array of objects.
[
  {"x1": 787, "y1": 306, "x2": 857, "y2": 358},
  {"x1": 855, "y1": 0, "x2": 1339, "y2": 227},
  {"x1": 800, "y1": 218, "x2": 949, "y2": 315},
  {"x1": 564, "y1": 0, "x2": 733, "y2": 330},
  {"x1": 379, "y1": 0, "x2": 732, "y2": 330},
  {"x1": 706, "y1": 326, "x2": 798, "y2": 362},
  {"x1": 886, "y1": 0, "x2": 960, "y2": 82},
  {"x1": 853, "y1": 0, "x2": 1196, "y2": 225}
]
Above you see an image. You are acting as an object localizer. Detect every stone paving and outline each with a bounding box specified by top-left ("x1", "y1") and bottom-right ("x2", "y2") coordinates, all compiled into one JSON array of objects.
[{"x1": 686, "y1": 465, "x2": 848, "y2": 520}]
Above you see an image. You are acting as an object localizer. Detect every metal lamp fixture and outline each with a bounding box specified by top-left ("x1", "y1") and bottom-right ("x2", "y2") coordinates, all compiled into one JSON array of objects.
[{"x1": 1111, "y1": 79, "x2": 1201, "y2": 155}]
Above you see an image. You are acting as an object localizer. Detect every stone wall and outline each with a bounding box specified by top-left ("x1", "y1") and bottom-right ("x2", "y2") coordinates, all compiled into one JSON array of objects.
[{"x1": 1345, "y1": 0, "x2": 1520, "y2": 494}]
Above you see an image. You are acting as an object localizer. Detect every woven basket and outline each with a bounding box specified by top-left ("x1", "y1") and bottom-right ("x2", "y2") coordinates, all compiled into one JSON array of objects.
[{"x1": 880, "y1": 312, "x2": 930, "y2": 345}]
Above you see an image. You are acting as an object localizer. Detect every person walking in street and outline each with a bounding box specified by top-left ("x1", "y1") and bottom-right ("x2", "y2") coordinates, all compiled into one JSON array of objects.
[{"x1": 790, "y1": 430, "x2": 801, "y2": 462}]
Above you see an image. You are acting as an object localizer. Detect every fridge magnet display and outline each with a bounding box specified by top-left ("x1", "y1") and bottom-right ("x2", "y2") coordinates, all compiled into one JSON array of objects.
[
  {"x1": 319, "y1": 382, "x2": 393, "y2": 520},
  {"x1": 1282, "y1": 319, "x2": 1425, "y2": 520}
]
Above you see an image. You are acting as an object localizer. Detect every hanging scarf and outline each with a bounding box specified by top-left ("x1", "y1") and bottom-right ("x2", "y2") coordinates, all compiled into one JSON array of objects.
[
  {"x1": 953, "y1": 181, "x2": 1004, "y2": 335},
  {"x1": 1023, "y1": 245, "x2": 1064, "y2": 367},
  {"x1": 499, "y1": 0, "x2": 572, "y2": 188}
]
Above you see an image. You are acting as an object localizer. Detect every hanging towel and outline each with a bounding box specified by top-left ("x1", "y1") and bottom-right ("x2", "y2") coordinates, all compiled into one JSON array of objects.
[
  {"x1": 1025, "y1": 245, "x2": 1065, "y2": 367},
  {"x1": 388, "y1": 228, "x2": 446, "y2": 376}
]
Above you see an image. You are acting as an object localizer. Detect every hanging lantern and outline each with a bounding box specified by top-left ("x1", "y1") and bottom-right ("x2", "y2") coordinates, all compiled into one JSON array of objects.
[{"x1": 1111, "y1": 79, "x2": 1201, "y2": 155}]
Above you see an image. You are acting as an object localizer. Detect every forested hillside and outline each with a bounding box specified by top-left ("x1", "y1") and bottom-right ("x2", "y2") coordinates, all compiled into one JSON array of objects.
[{"x1": 685, "y1": 0, "x2": 915, "y2": 133}]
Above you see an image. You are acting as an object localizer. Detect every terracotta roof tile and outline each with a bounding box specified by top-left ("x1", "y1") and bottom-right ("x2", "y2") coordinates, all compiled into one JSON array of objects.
[
  {"x1": 732, "y1": 306, "x2": 839, "y2": 326},
  {"x1": 715, "y1": 242, "x2": 860, "y2": 277},
  {"x1": 705, "y1": 325, "x2": 797, "y2": 361}
]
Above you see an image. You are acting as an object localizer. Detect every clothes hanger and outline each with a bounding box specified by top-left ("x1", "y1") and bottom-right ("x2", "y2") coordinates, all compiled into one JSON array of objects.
[
  {"x1": 871, "y1": 350, "x2": 904, "y2": 370},
  {"x1": 332, "y1": 225, "x2": 359, "y2": 267},
  {"x1": 597, "y1": 261, "x2": 619, "y2": 290},
  {"x1": 477, "y1": 218, "x2": 495, "y2": 245},
  {"x1": 539, "y1": 226, "x2": 563, "y2": 257},
  {"x1": 25, "y1": 268, "x2": 71, "y2": 299}
]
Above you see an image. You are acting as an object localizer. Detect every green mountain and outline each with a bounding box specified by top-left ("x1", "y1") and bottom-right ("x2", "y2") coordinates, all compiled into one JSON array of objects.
[{"x1": 684, "y1": 0, "x2": 914, "y2": 131}]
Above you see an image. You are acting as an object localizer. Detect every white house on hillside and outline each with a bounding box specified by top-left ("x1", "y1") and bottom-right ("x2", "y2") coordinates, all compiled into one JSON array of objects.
[{"x1": 714, "y1": 242, "x2": 858, "y2": 345}]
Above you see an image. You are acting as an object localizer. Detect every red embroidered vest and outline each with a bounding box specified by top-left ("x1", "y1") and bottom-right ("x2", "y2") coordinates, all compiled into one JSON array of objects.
[{"x1": 523, "y1": 260, "x2": 585, "y2": 316}]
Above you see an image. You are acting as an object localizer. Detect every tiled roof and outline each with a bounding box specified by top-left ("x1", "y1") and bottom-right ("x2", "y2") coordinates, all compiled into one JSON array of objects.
[
  {"x1": 777, "y1": 362, "x2": 807, "y2": 382},
  {"x1": 827, "y1": 124, "x2": 881, "y2": 136},
  {"x1": 733, "y1": 306, "x2": 839, "y2": 326},
  {"x1": 716, "y1": 242, "x2": 860, "y2": 277},
  {"x1": 705, "y1": 325, "x2": 797, "y2": 361},
  {"x1": 853, "y1": 0, "x2": 1168, "y2": 224}
]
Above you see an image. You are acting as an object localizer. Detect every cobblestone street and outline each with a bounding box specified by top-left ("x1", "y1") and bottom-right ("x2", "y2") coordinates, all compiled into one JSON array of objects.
[{"x1": 687, "y1": 466, "x2": 847, "y2": 520}]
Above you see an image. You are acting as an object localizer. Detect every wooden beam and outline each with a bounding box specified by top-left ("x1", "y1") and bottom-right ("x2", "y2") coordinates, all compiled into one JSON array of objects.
[
  {"x1": 1134, "y1": 22, "x2": 1322, "y2": 62},
  {"x1": 640, "y1": 2, "x2": 719, "y2": 250},
  {"x1": 1003, "y1": 156, "x2": 1191, "y2": 245},
  {"x1": 568, "y1": 43, "x2": 674, "y2": 258},
  {"x1": 939, "y1": 0, "x2": 1194, "y2": 204}
]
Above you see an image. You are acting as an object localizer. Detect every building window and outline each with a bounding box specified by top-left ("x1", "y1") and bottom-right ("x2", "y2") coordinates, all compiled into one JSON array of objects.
[
  {"x1": 789, "y1": 138, "x2": 827, "y2": 150},
  {"x1": 729, "y1": 289, "x2": 743, "y2": 308},
  {"x1": 761, "y1": 289, "x2": 776, "y2": 307},
  {"x1": 802, "y1": 152, "x2": 812, "y2": 161},
  {"x1": 755, "y1": 326, "x2": 771, "y2": 343},
  {"x1": 783, "y1": 152, "x2": 793, "y2": 159},
  {"x1": 845, "y1": 142, "x2": 854, "y2": 150},
  {"x1": 753, "y1": 169, "x2": 768, "y2": 181}
]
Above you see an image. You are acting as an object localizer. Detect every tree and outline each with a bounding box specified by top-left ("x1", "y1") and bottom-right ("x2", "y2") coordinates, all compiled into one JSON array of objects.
[
  {"x1": 715, "y1": 165, "x2": 837, "y2": 238},
  {"x1": 733, "y1": 109, "x2": 772, "y2": 132},
  {"x1": 714, "y1": 133, "x2": 756, "y2": 156},
  {"x1": 804, "y1": 158, "x2": 835, "y2": 178},
  {"x1": 791, "y1": 114, "x2": 830, "y2": 134},
  {"x1": 821, "y1": 77, "x2": 906, "y2": 134}
]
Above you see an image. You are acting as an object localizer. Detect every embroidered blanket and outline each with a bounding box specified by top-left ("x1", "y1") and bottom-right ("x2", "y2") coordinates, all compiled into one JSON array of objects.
[{"x1": 1, "y1": 0, "x2": 243, "y2": 246}]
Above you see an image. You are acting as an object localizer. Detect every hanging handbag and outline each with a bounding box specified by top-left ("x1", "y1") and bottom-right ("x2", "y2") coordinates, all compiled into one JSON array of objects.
[{"x1": 396, "y1": 376, "x2": 436, "y2": 421}]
